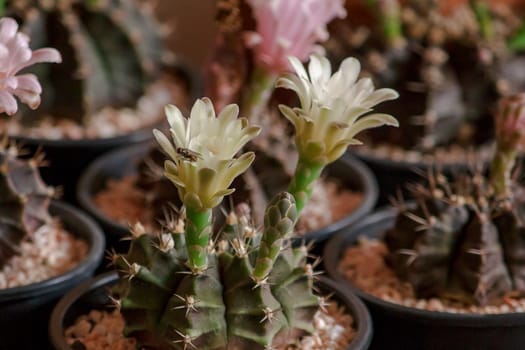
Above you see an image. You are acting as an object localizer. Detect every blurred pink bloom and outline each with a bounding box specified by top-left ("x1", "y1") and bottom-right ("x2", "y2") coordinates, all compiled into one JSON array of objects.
[
  {"x1": 0, "y1": 17, "x2": 62, "y2": 116},
  {"x1": 245, "y1": 0, "x2": 346, "y2": 74},
  {"x1": 495, "y1": 93, "x2": 525, "y2": 151}
]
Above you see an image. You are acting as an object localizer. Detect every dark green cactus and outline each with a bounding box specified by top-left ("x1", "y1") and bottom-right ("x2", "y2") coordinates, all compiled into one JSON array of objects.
[
  {"x1": 6, "y1": 0, "x2": 165, "y2": 124},
  {"x1": 385, "y1": 170, "x2": 525, "y2": 305},
  {"x1": 0, "y1": 139, "x2": 53, "y2": 266},
  {"x1": 113, "y1": 192, "x2": 319, "y2": 349}
]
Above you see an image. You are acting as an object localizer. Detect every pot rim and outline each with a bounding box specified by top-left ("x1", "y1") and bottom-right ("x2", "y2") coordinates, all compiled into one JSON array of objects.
[
  {"x1": 49, "y1": 272, "x2": 372, "y2": 350},
  {"x1": 77, "y1": 144, "x2": 379, "y2": 243},
  {"x1": 0, "y1": 200, "x2": 105, "y2": 302},
  {"x1": 324, "y1": 207, "x2": 525, "y2": 327}
]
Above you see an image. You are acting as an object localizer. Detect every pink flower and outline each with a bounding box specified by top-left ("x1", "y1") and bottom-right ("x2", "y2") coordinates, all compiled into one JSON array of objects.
[
  {"x1": 495, "y1": 93, "x2": 525, "y2": 151},
  {"x1": 245, "y1": 0, "x2": 346, "y2": 74},
  {"x1": 0, "y1": 17, "x2": 62, "y2": 116}
]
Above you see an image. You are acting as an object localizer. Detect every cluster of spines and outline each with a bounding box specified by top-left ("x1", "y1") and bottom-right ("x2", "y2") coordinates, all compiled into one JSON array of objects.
[
  {"x1": 110, "y1": 192, "x2": 321, "y2": 349},
  {"x1": 385, "y1": 169, "x2": 525, "y2": 305}
]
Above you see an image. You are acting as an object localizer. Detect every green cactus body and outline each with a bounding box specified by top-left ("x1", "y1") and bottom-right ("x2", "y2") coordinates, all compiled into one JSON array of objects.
[
  {"x1": 116, "y1": 192, "x2": 321, "y2": 349},
  {"x1": 288, "y1": 160, "x2": 324, "y2": 215},
  {"x1": 0, "y1": 145, "x2": 52, "y2": 266},
  {"x1": 385, "y1": 175, "x2": 525, "y2": 305},
  {"x1": 448, "y1": 213, "x2": 512, "y2": 304},
  {"x1": 494, "y1": 206, "x2": 525, "y2": 291},
  {"x1": 7, "y1": 0, "x2": 164, "y2": 124}
]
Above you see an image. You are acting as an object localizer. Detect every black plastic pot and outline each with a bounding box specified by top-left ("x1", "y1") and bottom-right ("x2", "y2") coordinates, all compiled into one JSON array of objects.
[
  {"x1": 12, "y1": 62, "x2": 200, "y2": 204},
  {"x1": 0, "y1": 201, "x2": 105, "y2": 350},
  {"x1": 49, "y1": 272, "x2": 372, "y2": 350},
  {"x1": 324, "y1": 207, "x2": 525, "y2": 350},
  {"x1": 77, "y1": 143, "x2": 378, "y2": 253}
]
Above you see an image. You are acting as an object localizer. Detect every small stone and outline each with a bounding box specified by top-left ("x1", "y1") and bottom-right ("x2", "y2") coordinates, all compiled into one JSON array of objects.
[{"x1": 72, "y1": 319, "x2": 92, "y2": 338}]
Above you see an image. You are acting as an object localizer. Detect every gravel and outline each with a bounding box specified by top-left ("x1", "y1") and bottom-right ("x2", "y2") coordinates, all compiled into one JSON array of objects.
[
  {"x1": 0, "y1": 76, "x2": 185, "y2": 140},
  {"x1": 65, "y1": 301, "x2": 355, "y2": 350},
  {"x1": 339, "y1": 237, "x2": 525, "y2": 314},
  {"x1": 94, "y1": 175, "x2": 363, "y2": 235},
  {"x1": 0, "y1": 220, "x2": 88, "y2": 289}
]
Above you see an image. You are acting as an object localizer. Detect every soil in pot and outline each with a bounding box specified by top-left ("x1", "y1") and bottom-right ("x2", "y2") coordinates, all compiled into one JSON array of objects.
[
  {"x1": 80, "y1": 140, "x2": 377, "y2": 255},
  {"x1": 52, "y1": 274, "x2": 367, "y2": 350},
  {"x1": 93, "y1": 168, "x2": 363, "y2": 237}
]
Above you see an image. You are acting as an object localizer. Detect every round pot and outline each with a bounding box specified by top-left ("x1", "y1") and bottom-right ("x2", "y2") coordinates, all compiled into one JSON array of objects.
[
  {"x1": 12, "y1": 62, "x2": 200, "y2": 204},
  {"x1": 0, "y1": 201, "x2": 105, "y2": 350},
  {"x1": 324, "y1": 207, "x2": 525, "y2": 350},
  {"x1": 49, "y1": 272, "x2": 372, "y2": 350},
  {"x1": 77, "y1": 143, "x2": 378, "y2": 253}
]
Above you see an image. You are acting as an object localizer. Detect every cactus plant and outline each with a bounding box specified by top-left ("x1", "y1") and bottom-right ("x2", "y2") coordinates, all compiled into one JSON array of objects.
[
  {"x1": 5, "y1": 0, "x2": 166, "y2": 124},
  {"x1": 326, "y1": 0, "x2": 525, "y2": 152},
  {"x1": 0, "y1": 16, "x2": 58, "y2": 267},
  {"x1": 0, "y1": 138, "x2": 55, "y2": 267},
  {"x1": 385, "y1": 93, "x2": 525, "y2": 305},
  {"x1": 109, "y1": 53, "x2": 398, "y2": 349}
]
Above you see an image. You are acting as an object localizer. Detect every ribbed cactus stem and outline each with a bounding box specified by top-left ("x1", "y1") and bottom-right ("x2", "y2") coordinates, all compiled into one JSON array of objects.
[
  {"x1": 288, "y1": 160, "x2": 324, "y2": 215},
  {"x1": 184, "y1": 207, "x2": 213, "y2": 273},
  {"x1": 490, "y1": 145, "x2": 517, "y2": 197},
  {"x1": 253, "y1": 192, "x2": 298, "y2": 282},
  {"x1": 242, "y1": 67, "x2": 277, "y2": 121}
]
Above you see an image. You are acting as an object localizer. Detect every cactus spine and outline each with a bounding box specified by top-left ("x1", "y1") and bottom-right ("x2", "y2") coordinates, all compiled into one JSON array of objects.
[
  {"x1": 114, "y1": 192, "x2": 318, "y2": 349},
  {"x1": 385, "y1": 94, "x2": 525, "y2": 305}
]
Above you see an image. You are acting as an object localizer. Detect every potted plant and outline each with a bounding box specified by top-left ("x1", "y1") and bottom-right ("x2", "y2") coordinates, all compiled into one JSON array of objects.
[
  {"x1": 325, "y1": 93, "x2": 525, "y2": 349},
  {"x1": 1, "y1": 0, "x2": 196, "y2": 201},
  {"x1": 76, "y1": 0, "x2": 384, "y2": 253},
  {"x1": 0, "y1": 18, "x2": 104, "y2": 349},
  {"x1": 325, "y1": 0, "x2": 525, "y2": 203},
  {"x1": 49, "y1": 48, "x2": 398, "y2": 349}
]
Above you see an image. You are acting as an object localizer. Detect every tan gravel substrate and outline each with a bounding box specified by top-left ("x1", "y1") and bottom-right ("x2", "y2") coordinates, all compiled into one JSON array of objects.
[
  {"x1": 0, "y1": 220, "x2": 88, "y2": 289},
  {"x1": 339, "y1": 237, "x2": 525, "y2": 314},
  {"x1": 0, "y1": 76, "x2": 185, "y2": 140},
  {"x1": 65, "y1": 301, "x2": 355, "y2": 350},
  {"x1": 356, "y1": 142, "x2": 493, "y2": 165},
  {"x1": 94, "y1": 175, "x2": 363, "y2": 235}
]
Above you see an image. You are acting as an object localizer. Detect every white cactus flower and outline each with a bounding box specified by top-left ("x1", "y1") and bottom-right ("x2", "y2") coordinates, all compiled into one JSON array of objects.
[
  {"x1": 154, "y1": 98, "x2": 261, "y2": 210},
  {"x1": 277, "y1": 54, "x2": 399, "y2": 164}
]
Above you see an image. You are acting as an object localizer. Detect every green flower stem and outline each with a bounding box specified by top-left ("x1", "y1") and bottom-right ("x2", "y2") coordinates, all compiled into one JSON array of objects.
[
  {"x1": 0, "y1": 0, "x2": 4, "y2": 16},
  {"x1": 379, "y1": 0, "x2": 403, "y2": 47},
  {"x1": 509, "y1": 22, "x2": 525, "y2": 52},
  {"x1": 471, "y1": 0, "x2": 493, "y2": 40},
  {"x1": 287, "y1": 160, "x2": 325, "y2": 216},
  {"x1": 253, "y1": 193, "x2": 297, "y2": 282},
  {"x1": 184, "y1": 206, "x2": 213, "y2": 272},
  {"x1": 490, "y1": 145, "x2": 517, "y2": 197},
  {"x1": 367, "y1": 0, "x2": 403, "y2": 47},
  {"x1": 242, "y1": 66, "x2": 277, "y2": 121}
]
